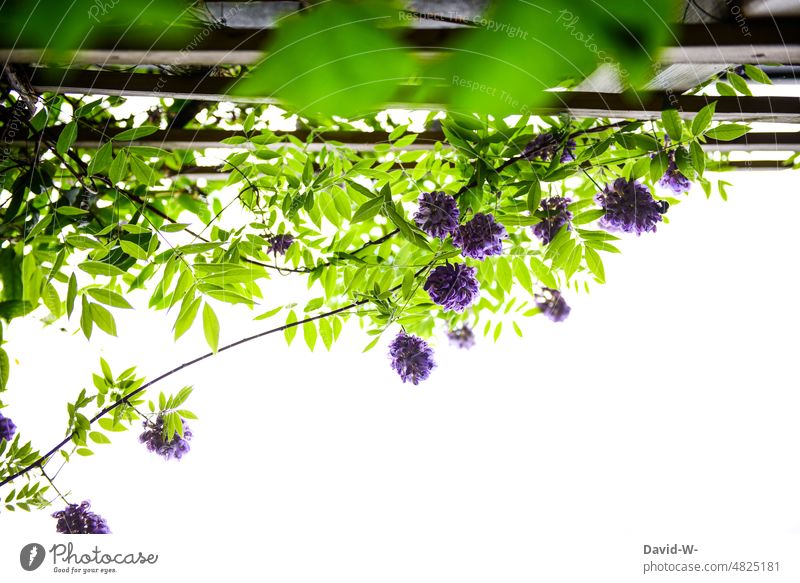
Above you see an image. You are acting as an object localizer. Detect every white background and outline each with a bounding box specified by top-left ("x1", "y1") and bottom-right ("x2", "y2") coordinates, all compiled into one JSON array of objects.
[{"x1": 1, "y1": 169, "x2": 799, "y2": 582}]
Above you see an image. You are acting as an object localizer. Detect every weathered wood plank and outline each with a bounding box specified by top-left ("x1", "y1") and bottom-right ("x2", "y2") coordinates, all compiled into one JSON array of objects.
[
  {"x1": 2, "y1": 20, "x2": 798, "y2": 65},
  {"x1": 24, "y1": 69, "x2": 800, "y2": 122}
]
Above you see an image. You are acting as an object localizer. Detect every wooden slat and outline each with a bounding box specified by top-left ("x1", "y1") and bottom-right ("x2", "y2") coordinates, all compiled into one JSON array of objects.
[
  {"x1": 2, "y1": 20, "x2": 799, "y2": 66},
  {"x1": 24, "y1": 69, "x2": 800, "y2": 122}
]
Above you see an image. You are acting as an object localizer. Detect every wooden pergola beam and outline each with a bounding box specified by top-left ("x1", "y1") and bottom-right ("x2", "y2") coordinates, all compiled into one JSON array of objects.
[
  {"x1": 22, "y1": 68, "x2": 800, "y2": 122},
  {"x1": 2, "y1": 19, "x2": 799, "y2": 66}
]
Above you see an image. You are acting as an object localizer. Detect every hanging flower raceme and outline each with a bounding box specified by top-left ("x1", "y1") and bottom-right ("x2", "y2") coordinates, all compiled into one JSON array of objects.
[
  {"x1": 52, "y1": 501, "x2": 111, "y2": 534},
  {"x1": 453, "y1": 213, "x2": 507, "y2": 260},
  {"x1": 0, "y1": 412, "x2": 16, "y2": 442},
  {"x1": 534, "y1": 288, "x2": 571, "y2": 322},
  {"x1": 522, "y1": 132, "x2": 559, "y2": 161},
  {"x1": 523, "y1": 132, "x2": 576, "y2": 163},
  {"x1": 560, "y1": 138, "x2": 577, "y2": 163},
  {"x1": 658, "y1": 151, "x2": 691, "y2": 195},
  {"x1": 595, "y1": 178, "x2": 667, "y2": 235},
  {"x1": 424, "y1": 263, "x2": 480, "y2": 313},
  {"x1": 268, "y1": 234, "x2": 294, "y2": 255},
  {"x1": 413, "y1": 191, "x2": 460, "y2": 239},
  {"x1": 139, "y1": 415, "x2": 192, "y2": 461},
  {"x1": 532, "y1": 196, "x2": 573, "y2": 245},
  {"x1": 447, "y1": 325, "x2": 475, "y2": 349},
  {"x1": 388, "y1": 332, "x2": 436, "y2": 385}
]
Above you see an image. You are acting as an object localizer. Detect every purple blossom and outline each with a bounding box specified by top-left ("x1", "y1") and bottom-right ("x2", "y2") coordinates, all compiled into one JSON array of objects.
[
  {"x1": 452, "y1": 213, "x2": 507, "y2": 260},
  {"x1": 268, "y1": 234, "x2": 294, "y2": 255},
  {"x1": 522, "y1": 132, "x2": 559, "y2": 161},
  {"x1": 447, "y1": 325, "x2": 475, "y2": 349},
  {"x1": 523, "y1": 132, "x2": 576, "y2": 163},
  {"x1": 532, "y1": 196, "x2": 573, "y2": 245},
  {"x1": 139, "y1": 416, "x2": 192, "y2": 461},
  {"x1": 52, "y1": 501, "x2": 111, "y2": 534},
  {"x1": 560, "y1": 138, "x2": 577, "y2": 163},
  {"x1": 0, "y1": 413, "x2": 16, "y2": 442},
  {"x1": 413, "y1": 191, "x2": 459, "y2": 239},
  {"x1": 534, "y1": 288, "x2": 571, "y2": 322},
  {"x1": 595, "y1": 178, "x2": 667, "y2": 235},
  {"x1": 424, "y1": 263, "x2": 480, "y2": 313},
  {"x1": 658, "y1": 152, "x2": 691, "y2": 195},
  {"x1": 388, "y1": 332, "x2": 436, "y2": 385}
]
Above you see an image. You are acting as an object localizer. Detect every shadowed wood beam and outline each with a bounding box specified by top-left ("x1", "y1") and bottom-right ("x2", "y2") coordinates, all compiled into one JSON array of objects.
[
  {"x1": 2, "y1": 19, "x2": 799, "y2": 66},
  {"x1": 23, "y1": 69, "x2": 800, "y2": 122}
]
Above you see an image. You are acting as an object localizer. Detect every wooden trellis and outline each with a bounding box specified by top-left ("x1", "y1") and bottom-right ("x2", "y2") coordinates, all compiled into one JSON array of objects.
[{"x1": 1, "y1": 1, "x2": 799, "y2": 158}]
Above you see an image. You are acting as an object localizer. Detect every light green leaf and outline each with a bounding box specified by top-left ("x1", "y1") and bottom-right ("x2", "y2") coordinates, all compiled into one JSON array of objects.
[{"x1": 202, "y1": 302, "x2": 220, "y2": 353}]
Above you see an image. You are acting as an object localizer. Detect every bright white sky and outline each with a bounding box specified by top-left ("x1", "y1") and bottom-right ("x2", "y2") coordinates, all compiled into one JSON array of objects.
[{"x1": 1, "y1": 168, "x2": 799, "y2": 582}]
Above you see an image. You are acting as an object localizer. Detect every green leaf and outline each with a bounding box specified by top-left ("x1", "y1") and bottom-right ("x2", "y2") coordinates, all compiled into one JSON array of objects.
[
  {"x1": 56, "y1": 121, "x2": 78, "y2": 155},
  {"x1": 0, "y1": 348, "x2": 9, "y2": 392},
  {"x1": 90, "y1": 303, "x2": 117, "y2": 336},
  {"x1": 705, "y1": 124, "x2": 749, "y2": 141},
  {"x1": 88, "y1": 141, "x2": 113, "y2": 175},
  {"x1": 86, "y1": 288, "x2": 133, "y2": 309},
  {"x1": 303, "y1": 320, "x2": 317, "y2": 351},
  {"x1": 112, "y1": 126, "x2": 159, "y2": 142},
  {"x1": 526, "y1": 179, "x2": 542, "y2": 213},
  {"x1": 727, "y1": 71, "x2": 751, "y2": 96},
  {"x1": 89, "y1": 431, "x2": 111, "y2": 445},
  {"x1": 691, "y1": 101, "x2": 716, "y2": 136},
  {"x1": 649, "y1": 151, "x2": 669, "y2": 183},
  {"x1": 119, "y1": 239, "x2": 148, "y2": 260},
  {"x1": 743, "y1": 65, "x2": 772, "y2": 85},
  {"x1": 129, "y1": 156, "x2": 157, "y2": 186},
  {"x1": 109, "y1": 151, "x2": 128, "y2": 184},
  {"x1": 79, "y1": 261, "x2": 126, "y2": 278},
  {"x1": 67, "y1": 273, "x2": 78, "y2": 317},
  {"x1": 80, "y1": 296, "x2": 93, "y2": 339},
  {"x1": 661, "y1": 109, "x2": 682, "y2": 141},
  {"x1": 715, "y1": 81, "x2": 736, "y2": 96},
  {"x1": 690, "y1": 141, "x2": 705, "y2": 175},
  {"x1": 76, "y1": 448, "x2": 94, "y2": 456},
  {"x1": 318, "y1": 318, "x2": 333, "y2": 351},
  {"x1": 202, "y1": 302, "x2": 220, "y2": 353},
  {"x1": 495, "y1": 257, "x2": 513, "y2": 292},
  {"x1": 174, "y1": 296, "x2": 201, "y2": 340},
  {"x1": 351, "y1": 196, "x2": 383, "y2": 223},
  {"x1": 56, "y1": 206, "x2": 89, "y2": 216},
  {"x1": 235, "y1": 3, "x2": 414, "y2": 116},
  {"x1": 584, "y1": 246, "x2": 606, "y2": 282},
  {"x1": 284, "y1": 310, "x2": 298, "y2": 346}
]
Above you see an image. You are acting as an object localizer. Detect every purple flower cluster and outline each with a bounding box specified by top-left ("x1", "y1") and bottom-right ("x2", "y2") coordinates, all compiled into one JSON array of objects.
[
  {"x1": 534, "y1": 288, "x2": 571, "y2": 322},
  {"x1": 139, "y1": 416, "x2": 192, "y2": 461},
  {"x1": 595, "y1": 178, "x2": 666, "y2": 235},
  {"x1": 522, "y1": 132, "x2": 559, "y2": 161},
  {"x1": 560, "y1": 138, "x2": 577, "y2": 163},
  {"x1": 388, "y1": 332, "x2": 436, "y2": 385},
  {"x1": 658, "y1": 151, "x2": 691, "y2": 195},
  {"x1": 268, "y1": 234, "x2": 294, "y2": 255},
  {"x1": 52, "y1": 501, "x2": 111, "y2": 534},
  {"x1": 532, "y1": 196, "x2": 573, "y2": 245},
  {"x1": 447, "y1": 325, "x2": 475, "y2": 349},
  {"x1": 0, "y1": 413, "x2": 16, "y2": 442},
  {"x1": 523, "y1": 133, "x2": 576, "y2": 163},
  {"x1": 413, "y1": 191, "x2": 460, "y2": 239},
  {"x1": 452, "y1": 213, "x2": 507, "y2": 260},
  {"x1": 424, "y1": 263, "x2": 479, "y2": 313}
]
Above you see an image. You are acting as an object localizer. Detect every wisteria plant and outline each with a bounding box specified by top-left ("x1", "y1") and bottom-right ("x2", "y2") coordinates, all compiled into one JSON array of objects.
[{"x1": 0, "y1": 86, "x2": 754, "y2": 532}]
